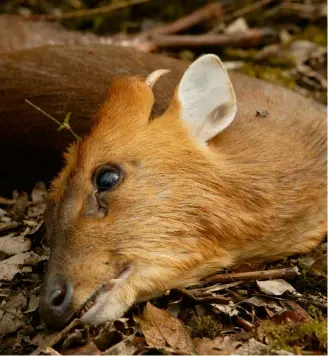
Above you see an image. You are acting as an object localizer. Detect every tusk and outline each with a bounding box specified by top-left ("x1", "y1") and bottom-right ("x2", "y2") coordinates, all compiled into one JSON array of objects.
[{"x1": 145, "y1": 69, "x2": 170, "y2": 88}]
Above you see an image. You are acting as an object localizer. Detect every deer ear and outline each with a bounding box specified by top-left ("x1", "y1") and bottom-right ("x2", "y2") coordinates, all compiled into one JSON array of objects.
[{"x1": 177, "y1": 54, "x2": 237, "y2": 143}]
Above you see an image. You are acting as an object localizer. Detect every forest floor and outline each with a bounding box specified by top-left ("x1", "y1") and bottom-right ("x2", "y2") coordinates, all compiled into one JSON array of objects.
[{"x1": 0, "y1": 1, "x2": 327, "y2": 355}]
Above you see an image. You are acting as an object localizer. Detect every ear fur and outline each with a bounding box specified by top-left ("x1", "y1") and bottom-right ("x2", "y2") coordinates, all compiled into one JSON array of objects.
[{"x1": 177, "y1": 54, "x2": 237, "y2": 143}]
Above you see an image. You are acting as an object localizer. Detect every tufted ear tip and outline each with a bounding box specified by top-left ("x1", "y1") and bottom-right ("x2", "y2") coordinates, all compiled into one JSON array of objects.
[{"x1": 145, "y1": 69, "x2": 171, "y2": 88}]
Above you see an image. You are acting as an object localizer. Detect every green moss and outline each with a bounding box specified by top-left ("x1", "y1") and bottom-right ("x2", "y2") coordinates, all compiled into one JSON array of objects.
[
  {"x1": 238, "y1": 63, "x2": 297, "y2": 89},
  {"x1": 295, "y1": 26, "x2": 327, "y2": 46},
  {"x1": 265, "y1": 56, "x2": 296, "y2": 68},
  {"x1": 223, "y1": 48, "x2": 258, "y2": 61},
  {"x1": 261, "y1": 318, "x2": 327, "y2": 352},
  {"x1": 224, "y1": 48, "x2": 295, "y2": 68},
  {"x1": 189, "y1": 315, "x2": 222, "y2": 339}
]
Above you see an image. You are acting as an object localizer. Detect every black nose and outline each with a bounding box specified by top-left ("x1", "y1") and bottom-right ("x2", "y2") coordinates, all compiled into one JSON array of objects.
[{"x1": 39, "y1": 274, "x2": 74, "y2": 329}]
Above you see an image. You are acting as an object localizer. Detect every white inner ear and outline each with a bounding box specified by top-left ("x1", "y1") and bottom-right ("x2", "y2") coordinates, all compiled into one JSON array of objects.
[{"x1": 178, "y1": 54, "x2": 237, "y2": 143}]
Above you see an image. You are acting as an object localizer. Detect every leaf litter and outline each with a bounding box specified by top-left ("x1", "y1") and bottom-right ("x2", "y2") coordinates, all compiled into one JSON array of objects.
[
  {"x1": 0, "y1": 185, "x2": 326, "y2": 355},
  {"x1": 0, "y1": 1, "x2": 327, "y2": 353}
]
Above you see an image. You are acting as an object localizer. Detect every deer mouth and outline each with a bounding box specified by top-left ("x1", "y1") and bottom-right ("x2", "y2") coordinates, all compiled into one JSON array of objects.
[{"x1": 77, "y1": 266, "x2": 132, "y2": 322}]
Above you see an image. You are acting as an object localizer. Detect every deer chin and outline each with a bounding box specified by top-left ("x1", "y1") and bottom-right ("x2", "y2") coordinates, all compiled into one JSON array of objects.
[{"x1": 78, "y1": 266, "x2": 133, "y2": 325}]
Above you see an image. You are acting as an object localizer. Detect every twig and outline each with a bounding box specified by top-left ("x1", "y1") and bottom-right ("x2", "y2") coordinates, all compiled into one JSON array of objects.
[
  {"x1": 0, "y1": 197, "x2": 15, "y2": 205},
  {"x1": 25, "y1": 0, "x2": 150, "y2": 21},
  {"x1": 234, "y1": 315, "x2": 255, "y2": 331},
  {"x1": 25, "y1": 100, "x2": 80, "y2": 140},
  {"x1": 141, "y1": 2, "x2": 223, "y2": 37},
  {"x1": 0, "y1": 222, "x2": 21, "y2": 233},
  {"x1": 174, "y1": 288, "x2": 230, "y2": 305},
  {"x1": 204, "y1": 266, "x2": 300, "y2": 284},
  {"x1": 191, "y1": 281, "x2": 242, "y2": 294},
  {"x1": 136, "y1": 28, "x2": 278, "y2": 52},
  {"x1": 225, "y1": 0, "x2": 275, "y2": 22},
  {"x1": 48, "y1": 319, "x2": 83, "y2": 347},
  {"x1": 226, "y1": 289, "x2": 246, "y2": 302}
]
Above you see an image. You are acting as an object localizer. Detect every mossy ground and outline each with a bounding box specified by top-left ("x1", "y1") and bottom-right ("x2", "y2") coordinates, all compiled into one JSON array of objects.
[{"x1": 261, "y1": 317, "x2": 327, "y2": 353}]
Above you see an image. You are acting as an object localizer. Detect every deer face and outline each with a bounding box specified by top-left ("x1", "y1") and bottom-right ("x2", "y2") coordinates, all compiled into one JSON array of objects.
[{"x1": 39, "y1": 55, "x2": 237, "y2": 327}]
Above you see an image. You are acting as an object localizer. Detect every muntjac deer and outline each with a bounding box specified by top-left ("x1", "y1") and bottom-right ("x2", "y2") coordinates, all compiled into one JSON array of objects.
[
  {"x1": 38, "y1": 54, "x2": 326, "y2": 328},
  {"x1": 0, "y1": 16, "x2": 325, "y2": 195}
]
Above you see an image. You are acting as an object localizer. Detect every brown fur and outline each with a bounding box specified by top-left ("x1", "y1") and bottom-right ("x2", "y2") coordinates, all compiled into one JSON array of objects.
[{"x1": 41, "y1": 71, "x2": 326, "y2": 326}]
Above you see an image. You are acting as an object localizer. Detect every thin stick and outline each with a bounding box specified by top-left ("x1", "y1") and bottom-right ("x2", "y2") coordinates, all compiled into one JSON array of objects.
[
  {"x1": 140, "y1": 28, "x2": 277, "y2": 51},
  {"x1": 48, "y1": 319, "x2": 83, "y2": 347},
  {"x1": 204, "y1": 266, "x2": 300, "y2": 284},
  {"x1": 191, "y1": 281, "x2": 242, "y2": 294},
  {"x1": 174, "y1": 288, "x2": 230, "y2": 305},
  {"x1": 0, "y1": 197, "x2": 15, "y2": 205},
  {"x1": 225, "y1": 0, "x2": 275, "y2": 21},
  {"x1": 25, "y1": 100, "x2": 80, "y2": 140},
  {"x1": 25, "y1": 100, "x2": 63, "y2": 127},
  {"x1": 141, "y1": 2, "x2": 223, "y2": 37},
  {"x1": 234, "y1": 315, "x2": 255, "y2": 331},
  {"x1": 26, "y1": 0, "x2": 150, "y2": 21}
]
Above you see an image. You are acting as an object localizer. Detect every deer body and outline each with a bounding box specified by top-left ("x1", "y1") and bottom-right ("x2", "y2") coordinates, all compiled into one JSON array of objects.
[
  {"x1": 38, "y1": 54, "x2": 326, "y2": 328},
  {"x1": 0, "y1": 13, "x2": 325, "y2": 328}
]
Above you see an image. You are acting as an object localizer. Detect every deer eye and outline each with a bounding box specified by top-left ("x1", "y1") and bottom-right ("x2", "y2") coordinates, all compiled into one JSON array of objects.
[{"x1": 94, "y1": 166, "x2": 123, "y2": 191}]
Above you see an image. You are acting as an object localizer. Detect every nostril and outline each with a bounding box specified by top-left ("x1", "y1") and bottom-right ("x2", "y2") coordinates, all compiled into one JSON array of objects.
[
  {"x1": 40, "y1": 276, "x2": 74, "y2": 328},
  {"x1": 51, "y1": 287, "x2": 67, "y2": 307},
  {"x1": 45, "y1": 277, "x2": 73, "y2": 313}
]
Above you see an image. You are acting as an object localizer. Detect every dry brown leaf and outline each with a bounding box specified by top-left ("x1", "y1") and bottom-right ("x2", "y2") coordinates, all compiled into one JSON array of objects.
[
  {"x1": 62, "y1": 341, "x2": 101, "y2": 355},
  {"x1": 0, "y1": 234, "x2": 31, "y2": 255},
  {"x1": 193, "y1": 336, "x2": 242, "y2": 355},
  {"x1": 24, "y1": 294, "x2": 39, "y2": 314},
  {"x1": 242, "y1": 295, "x2": 284, "y2": 314},
  {"x1": 256, "y1": 279, "x2": 296, "y2": 296},
  {"x1": 31, "y1": 182, "x2": 48, "y2": 204},
  {"x1": 0, "y1": 251, "x2": 34, "y2": 280},
  {"x1": 136, "y1": 302, "x2": 194, "y2": 354},
  {"x1": 311, "y1": 254, "x2": 327, "y2": 275},
  {"x1": 102, "y1": 335, "x2": 138, "y2": 355},
  {"x1": 0, "y1": 292, "x2": 27, "y2": 335},
  {"x1": 212, "y1": 301, "x2": 238, "y2": 317}
]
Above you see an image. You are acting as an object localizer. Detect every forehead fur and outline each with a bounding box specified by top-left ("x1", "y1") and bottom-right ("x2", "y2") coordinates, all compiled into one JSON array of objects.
[{"x1": 94, "y1": 76, "x2": 155, "y2": 131}]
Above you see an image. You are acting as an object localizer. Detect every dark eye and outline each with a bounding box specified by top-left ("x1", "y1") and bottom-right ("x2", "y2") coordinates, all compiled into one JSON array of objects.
[{"x1": 94, "y1": 166, "x2": 123, "y2": 191}]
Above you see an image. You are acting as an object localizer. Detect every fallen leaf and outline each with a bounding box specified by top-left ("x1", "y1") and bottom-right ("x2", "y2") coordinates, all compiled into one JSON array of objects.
[
  {"x1": 10, "y1": 192, "x2": 28, "y2": 221},
  {"x1": 212, "y1": 301, "x2": 238, "y2": 316},
  {"x1": 136, "y1": 302, "x2": 194, "y2": 354},
  {"x1": 0, "y1": 234, "x2": 31, "y2": 255},
  {"x1": 0, "y1": 292, "x2": 27, "y2": 335},
  {"x1": 24, "y1": 294, "x2": 39, "y2": 314},
  {"x1": 193, "y1": 336, "x2": 241, "y2": 355},
  {"x1": 242, "y1": 295, "x2": 284, "y2": 314},
  {"x1": 31, "y1": 332, "x2": 58, "y2": 355},
  {"x1": 311, "y1": 254, "x2": 327, "y2": 275},
  {"x1": 31, "y1": 182, "x2": 48, "y2": 204},
  {"x1": 93, "y1": 329, "x2": 123, "y2": 351},
  {"x1": 102, "y1": 335, "x2": 138, "y2": 355},
  {"x1": 0, "y1": 252, "x2": 34, "y2": 280},
  {"x1": 62, "y1": 342, "x2": 101, "y2": 355},
  {"x1": 256, "y1": 279, "x2": 296, "y2": 296},
  {"x1": 236, "y1": 338, "x2": 270, "y2": 355}
]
